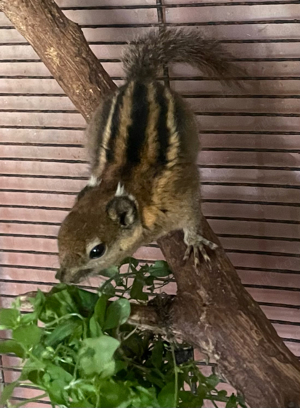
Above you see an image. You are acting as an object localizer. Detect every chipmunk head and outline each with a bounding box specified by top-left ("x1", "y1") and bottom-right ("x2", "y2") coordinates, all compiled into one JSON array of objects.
[{"x1": 56, "y1": 182, "x2": 143, "y2": 283}]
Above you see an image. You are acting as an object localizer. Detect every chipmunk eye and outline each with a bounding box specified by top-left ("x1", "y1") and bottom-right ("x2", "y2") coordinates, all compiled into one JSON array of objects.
[{"x1": 89, "y1": 243, "x2": 106, "y2": 259}]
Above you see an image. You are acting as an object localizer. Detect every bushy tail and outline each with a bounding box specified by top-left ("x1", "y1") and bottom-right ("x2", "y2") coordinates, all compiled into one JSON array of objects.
[{"x1": 122, "y1": 28, "x2": 243, "y2": 82}]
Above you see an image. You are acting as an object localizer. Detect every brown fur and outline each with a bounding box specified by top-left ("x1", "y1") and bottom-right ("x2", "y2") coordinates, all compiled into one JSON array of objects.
[{"x1": 56, "y1": 28, "x2": 242, "y2": 283}]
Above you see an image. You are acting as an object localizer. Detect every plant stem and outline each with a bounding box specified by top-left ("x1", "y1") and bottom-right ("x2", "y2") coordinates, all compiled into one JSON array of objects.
[{"x1": 170, "y1": 343, "x2": 179, "y2": 408}]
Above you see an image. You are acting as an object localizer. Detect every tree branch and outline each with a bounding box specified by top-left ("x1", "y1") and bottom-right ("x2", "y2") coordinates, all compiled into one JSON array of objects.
[{"x1": 2, "y1": 0, "x2": 300, "y2": 407}]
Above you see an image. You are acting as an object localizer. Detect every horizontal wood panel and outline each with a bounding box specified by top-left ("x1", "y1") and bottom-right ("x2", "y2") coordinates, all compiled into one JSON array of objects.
[
  {"x1": 3, "y1": 94, "x2": 300, "y2": 118},
  {"x1": 200, "y1": 151, "x2": 299, "y2": 168},
  {"x1": 2, "y1": 235, "x2": 300, "y2": 257},
  {"x1": 0, "y1": 112, "x2": 84, "y2": 127},
  {"x1": 1, "y1": 278, "x2": 299, "y2": 307},
  {"x1": 165, "y1": 5, "x2": 300, "y2": 23},
  {"x1": 200, "y1": 134, "x2": 300, "y2": 150},
  {"x1": 3, "y1": 108, "x2": 300, "y2": 132},
  {"x1": 0, "y1": 61, "x2": 122, "y2": 78},
  {"x1": 164, "y1": 0, "x2": 295, "y2": 4},
  {"x1": 1, "y1": 268, "x2": 299, "y2": 311},
  {"x1": 57, "y1": 0, "x2": 157, "y2": 5},
  {"x1": 1, "y1": 146, "x2": 298, "y2": 169},
  {"x1": 0, "y1": 27, "x2": 155, "y2": 44},
  {"x1": 173, "y1": 81, "x2": 300, "y2": 97},
  {"x1": 1, "y1": 244, "x2": 299, "y2": 272},
  {"x1": 0, "y1": 146, "x2": 86, "y2": 160},
  {"x1": 0, "y1": 160, "x2": 89, "y2": 177},
  {"x1": 3, "y1": 43, "x2": 300, "y2": 62},
  {"x1": 0, "y1": 8, "x2": 158, "y2": 27},
  {"x1": 3, "y1": 5, "x2": 298, "y2": 27},
  {"x1": 248, "y1": 287, "x2": 300, "y2": 306},
  {"x1": 202, "y1": 185, "x2": 300, "y2": 204},
  {"x1": 2, "y1": 24, "x2": 300, "y2": 45},
  {"x1": 227, "y1": 252, "x2": 300, "y2": 272},
  {"x1": 0, "y1": 223, "x2": 60, "y2": 237},
  {"x1": 0, "y1": 176, "x2": 85, "y2": 192},
  {"x1": 0, "y1": 128, "x2": 84, "y2": 144},
  {"x1": 2, "y1": 174, "x2": 300, "y2": 195},
  {"x1": 188, "y1": 99, "x2": 300, "y2": 115},
  {"x1": 1, "y1": 203, "x2": 299, "y2": 228},
  {"x1": 171, "y1": 62, "x2": 300, "y2": 78},
  {"x1": 1, "y1": 168, "x2": 299, "y2": 188},
  {"x1": 1, "y1": 221, "x2": 299, "y2": 244},
  {"x1": 209, "y1": 220, "x2": 300, "y2": 240},
  {"x1": 238, "y1": 270, "x2": 300, "y2": 289},
  {"x1": 1, "y1": 157, "x2": 298, "y2": 183},
  {"x1": 1, "y1": 184, "x2": 299, "y2": 206},
  {"x1": 261, "y1": 305, "x2": 300, "y2": 323},
  {"x1": 0, "y1": 95, "x2": 77, "y2": 111},
  {"x1": 0, "y1": 207, "x2": 68, "y2": 223},
  {"x1": 3, "y1": 77, "x2": 300, "y2": 98},
  {"x1": 203, "y1": 202, "x2": 300, "y2": 223}
]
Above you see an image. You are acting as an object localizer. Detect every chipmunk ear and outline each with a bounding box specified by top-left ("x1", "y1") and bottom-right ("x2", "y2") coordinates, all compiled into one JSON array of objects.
[{"x1": 106, "y1": 195, "x2": 138, "y2": 228}]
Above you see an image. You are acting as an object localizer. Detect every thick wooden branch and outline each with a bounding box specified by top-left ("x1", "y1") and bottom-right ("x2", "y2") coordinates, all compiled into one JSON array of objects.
[
  {"x1": 159, "y1": 225, "x2": 300, "y2": 408},
  {"x1": 2, "y1": 0, "x2": 300, "y2": 407}
]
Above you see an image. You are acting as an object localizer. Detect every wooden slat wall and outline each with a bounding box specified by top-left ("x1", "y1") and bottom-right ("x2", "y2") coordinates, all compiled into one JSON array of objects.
[{"x1": 1, "y1": 0, "x2": 300, "y2": 405}]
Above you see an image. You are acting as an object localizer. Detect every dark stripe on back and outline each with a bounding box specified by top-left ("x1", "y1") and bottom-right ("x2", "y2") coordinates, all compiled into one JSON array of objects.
[
  {"x1": 93, "y1": 95, "x2": 113, "y2": 170},
  {"x1": 126, "y1": 82, "x2": 149, "y2": 165},
  {"x1": 155, "y1": 83, "x2": 169, "y2": 165},
  {"x1": 106, "y1": 85, "x2": 127, "y2": 162}
]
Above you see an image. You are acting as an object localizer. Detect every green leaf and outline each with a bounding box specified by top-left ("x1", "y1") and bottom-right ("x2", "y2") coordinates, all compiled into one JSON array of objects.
[
  {"x1": 132, "y1": 386, "x2": 160, "y2": 408},
  {"x1": 158, "y1": 382, "x2": 176, "y2": 408},
  {"x1": 206, "y1": 374, "x2": 220, "y2": 389},
  {"x1": 89, "y1": 315, "x2": 102, "y2": 337},
  {"x1": 13, "y1": 324, "x2": 42, "y2": 349},
  {"x1": 45, "y1": 318, "x2": 81, "y2": 347},
  {"x1": 115, "y1": 359, "x2": 128, "y2": 373},
  {"x1": 149, "y1": 261, "x2": 172, "y2": 277},
  {"x1": 0, "y1": 381, "x2": 18, "y2": 405},
  {"x1": 0, "y1": 308, "x2": 19, "y2": 329},
  {"x1": 130, "y1": 274, "x2": 148, "y2": 301},
  {"x1": 217, "y1": 389, "x2": 228, "y2": 401},
  {"x1": 70, "y1": 401, "x2": 94, "y2": 408},
  {"x1": 79, "y1": 336, "x2": 120, "y2": 377},
  {"x1": 75, "y1": 287, "x2": 98, "y2": 313},
  {"x1": 94, "y1": 294, "x2": 108, "y2": 327},
  {"x1": 226, "y1": 394, "x2": 239, "y2": 408},
  {"x1": 151, "y1": 340, "x2": 163, "y2": 369},
  {"x1": 100, "y1": 282, "x2": 116, "y2": 297},
  {"x1": 0, "y1": 339, "x2": 25, "y2": 358},
  {"x1": 104, "y1": 299, "x2": 131, "y2": 330},
  {"x1": 20, "y1": 311, "x2": 39, "y2": 325},
  {"x1": 100, "y1": 265, "x2": 119, "y2": 277},
  {"x1": 40, "y1": 288, "x2": 79, "y2": 322},
  {"x1": 100, "y1": 380, "x2": 132, "y2": 408},
  {"x1": 42, "y1": 365, "x2": 73, "y2": 405},
  {"x1": 23, "y1": 358, "x2": 45, "y2": 376},
  {"x1": 120, "y1": 257, "x2": 139, "y2": 268},
  {"x1": 178, "y1": 391, "x2": 204, "y2": 408}
]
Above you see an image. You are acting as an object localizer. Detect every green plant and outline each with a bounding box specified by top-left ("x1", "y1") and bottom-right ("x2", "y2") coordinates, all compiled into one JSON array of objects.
[{"x1": 0, "y1": 258, "x2": 246, "y2": 408}]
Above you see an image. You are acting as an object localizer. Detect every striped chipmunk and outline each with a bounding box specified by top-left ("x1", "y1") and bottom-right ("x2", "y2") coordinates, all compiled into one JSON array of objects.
[{"x1": 56, "y1": 28, "x2": 242, "y2": 284}]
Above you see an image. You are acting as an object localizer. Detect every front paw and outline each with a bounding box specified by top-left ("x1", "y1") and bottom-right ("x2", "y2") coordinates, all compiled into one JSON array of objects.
[{"x1": 183, "y1": 234, "x2": 218, "y2": 266}]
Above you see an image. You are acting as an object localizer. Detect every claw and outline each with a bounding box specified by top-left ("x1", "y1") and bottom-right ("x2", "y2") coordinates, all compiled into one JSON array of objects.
[
  {"x1": 183, "y1": 245, "x2": 192, "y2": 261},
  {"x1": 183, "y1": 234, "x2": 217, "y2": 267}
]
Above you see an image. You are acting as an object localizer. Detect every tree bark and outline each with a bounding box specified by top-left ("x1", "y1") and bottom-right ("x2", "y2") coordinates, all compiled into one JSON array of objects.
[{"x1": 1, "y1": 0, "x2": 300, "y2": 407}]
